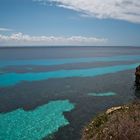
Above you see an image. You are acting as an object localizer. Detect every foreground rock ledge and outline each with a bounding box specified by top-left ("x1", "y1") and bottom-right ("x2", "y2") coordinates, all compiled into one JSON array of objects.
[{"x1": 82, "y1": 101, "x2": 140, "y2": 140}]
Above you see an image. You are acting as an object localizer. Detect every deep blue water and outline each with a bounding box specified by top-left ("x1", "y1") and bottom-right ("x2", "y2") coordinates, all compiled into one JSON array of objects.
[{"x1": 0, "y1": 46, "x2": 140, "y2": 140}]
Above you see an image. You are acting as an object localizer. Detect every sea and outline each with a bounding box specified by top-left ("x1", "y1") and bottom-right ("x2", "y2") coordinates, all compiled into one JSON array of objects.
[{"x1": 0, "y1": 46, "x2": 140, "y2": 140}]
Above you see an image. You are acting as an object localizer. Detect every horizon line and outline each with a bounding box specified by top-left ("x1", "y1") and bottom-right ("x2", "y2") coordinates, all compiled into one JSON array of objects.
[{"x1": 0, "y1": 45, "x2": 140, "y2": 48}]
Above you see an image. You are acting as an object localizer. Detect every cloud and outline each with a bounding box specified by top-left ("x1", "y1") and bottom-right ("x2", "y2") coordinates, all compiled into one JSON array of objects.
[
  {"x1": 35, "y1": 0, "x2": 140, "y2": 23},
  {"x1": 0, "y1": 28, "x2": 13, "y2": 31},
  {"x1": 0, "y1": 32, "x2": 107, "y2": 46}
]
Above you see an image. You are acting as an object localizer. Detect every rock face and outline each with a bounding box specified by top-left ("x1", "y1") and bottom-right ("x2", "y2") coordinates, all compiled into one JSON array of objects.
[
  {"x1": 106, "y1": 106, "x2": 129, "y2": 114},
  {"x1": 135, "y1": 65, "x2": 140, "y2": 87},
  {"x1": 82, "y1": 101, "x2": 140, "y2": 140}
]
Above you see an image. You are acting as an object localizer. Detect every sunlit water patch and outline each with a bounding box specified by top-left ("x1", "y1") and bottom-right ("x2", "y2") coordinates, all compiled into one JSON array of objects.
[
  {"x1": 0, "y1": 55, "x2": 140, "y2": 68},
  {"x1": 0, "y1": 63, "x2": 138, "y2": 87},
  {"x1": 88, "y1": 92, "x2": 116, "y2": 97},
  {"x1": 0, "y1": 100, "x2": 74, "y2": 140}
]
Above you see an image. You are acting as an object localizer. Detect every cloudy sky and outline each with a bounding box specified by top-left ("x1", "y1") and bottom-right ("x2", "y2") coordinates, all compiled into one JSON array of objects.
[{"x1": 0, "y1": 0, "x2": 140, "y2": 46}]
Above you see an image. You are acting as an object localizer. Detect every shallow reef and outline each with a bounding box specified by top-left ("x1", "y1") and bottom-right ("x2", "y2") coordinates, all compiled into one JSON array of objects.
[
  {"x1": 88, "y1": 92, "x2": 116, "y2": 97},
  {"x1": 0, "y1": 63, "x2": 139, "y2": 87},
  {"x1": 0, "y1": 100, "x2": 74, "y2": 140}
]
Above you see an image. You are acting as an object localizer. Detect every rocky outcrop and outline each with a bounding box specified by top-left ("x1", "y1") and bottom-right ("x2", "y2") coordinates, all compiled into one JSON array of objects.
[
  {"x1": 82, "y1": 101, "x2": 140, "y2": 140},
  {"x1": 106, "y1": 106, "x2": 129, "y2": 114}
]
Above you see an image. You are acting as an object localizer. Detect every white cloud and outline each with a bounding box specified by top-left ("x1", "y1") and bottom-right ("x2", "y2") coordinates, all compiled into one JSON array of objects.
[
  {"x1": 0, "y1": 32, "x2": 107, "y2": 46},
  {"x1": 0, "y1": 28, "x2": 13, "y2": 31},
  {"x1": 35, "y1": 0, "x2": 140, "y2": 23}
]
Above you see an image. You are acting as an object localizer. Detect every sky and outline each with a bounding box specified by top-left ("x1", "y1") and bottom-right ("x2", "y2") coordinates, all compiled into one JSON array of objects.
[{"x1": 0, "y1": 0, "x2": 140, "y2": 46}]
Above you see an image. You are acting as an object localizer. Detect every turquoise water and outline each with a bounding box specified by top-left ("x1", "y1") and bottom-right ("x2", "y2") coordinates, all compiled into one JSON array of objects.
[
  {"x1": 0, "y1": 63, "x2": 139, "y2": 87},
  {"x1": 0, "y1": 55, "x2": 140, "y2": 68},
  {"x1": 0, "y1": 100, "x2": 74, "y2": 140},
  {"x1": 0, "y1": 47, "x2": 140, "y2": 140},
  {"x1": 88, "y1": 92, "x2": 116, "y2": 97}
]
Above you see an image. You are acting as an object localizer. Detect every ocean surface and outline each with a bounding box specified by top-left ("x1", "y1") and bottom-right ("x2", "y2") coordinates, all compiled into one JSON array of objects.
[{"x1": 0, "y1": 46, "x2": 140, "y2": 140}]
